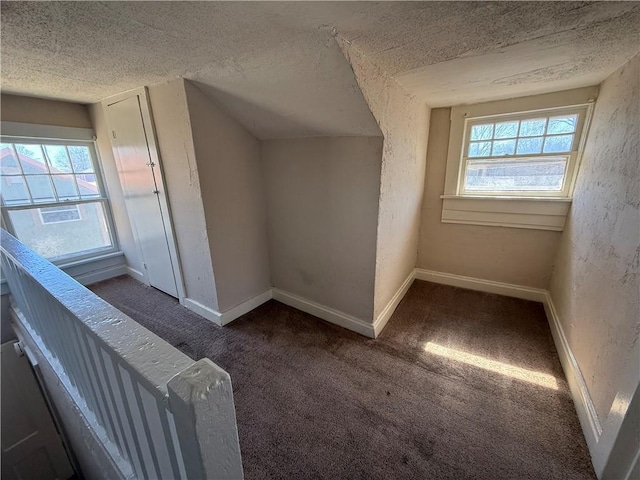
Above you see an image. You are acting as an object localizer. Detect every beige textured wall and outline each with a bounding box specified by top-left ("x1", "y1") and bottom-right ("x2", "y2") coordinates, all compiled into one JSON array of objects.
[
  {"x1": 147, "y1": 80, "x2": 219, "y2": 311},
  {"x1": 262, "y1": 137, "x2": 382, "y2": 321},
  {"x1": 183, "y1": 81, "x2": 271, "y2": 312},
  {"x1": 337, "y1": 36, "x2": 429, "y2": 319},
  {"x1": 1, "y1": 93, "x2": 91, "y2": 128},
  {"x1": 89, "y1": 103, "x2": 143, "y2": 276},
  {"x1": 417, "y1": 108, "x2": 562, "y2": 289},
  {"x1": 549, "y1": 56, "x2": 639, "y2": 422}
]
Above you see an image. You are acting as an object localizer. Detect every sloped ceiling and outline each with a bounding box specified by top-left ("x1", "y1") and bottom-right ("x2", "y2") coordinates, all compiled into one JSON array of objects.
[{"x1": 1, "y1": 1, "x2": 638, "y2": 139}]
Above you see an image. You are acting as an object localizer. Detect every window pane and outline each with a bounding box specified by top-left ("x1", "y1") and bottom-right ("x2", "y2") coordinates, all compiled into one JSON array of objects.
[
  {"x1": 1, "y1": 176, "x2": 31, "y2": 205},
  {"x1": 470, "y1": 124, "x2": 494, "y2": 141},
  {"x1": 68, "y1": 146, "x2": 94, "y2": 173},
  {"x1": 516, "y1": 137, "x2": 544, "y2": 155},
  {"x1": 25, "y1": 175, "x2": 55, "y2": 202},
  {"x1": 0, "y1": 144, "x2": 21, "y2": 174},
  {"x1": 8, "y1": 202, "x2": 113, "y2": 260},
  {"x1": 44, "y1": 145, "x2": 72, "y2": 173},
  {"x1": 494, "y1": 121, "x2": 519, "y2": 139},
  {"x1": 15, "y1": 144, "x2": 47, "y2": 174},
  {"x1": 77, "y1": 174, "x2": 100, "y2": 198},
  {"x1": 469, "y1": 141, "x2": 492, "y2": 157},
  {"x1": 40, "y1": 205, "x2": 81, "y2": 224},
  {"x1": 51, "y1": 175, "x2": 80, "y2": 200},
  {"x1": 519, "y1": 118, "x2": 546, "y2": 137},
  {"x1": 492, "y1": 139, "x2": 516, "y2": 156},
  {"x1": 465, "y1": 157, "x2": 567, "y2": 192},
  {"x1": 543, "y1": 134, "x2": 574, "y2": 153},
  {"x1": 547, "y1": 115, "x2": 577, "y2": 134}
]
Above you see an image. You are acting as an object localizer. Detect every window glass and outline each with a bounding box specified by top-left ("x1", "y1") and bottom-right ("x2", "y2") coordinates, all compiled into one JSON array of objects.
[
  {"x1": 68, "y1": 146, "x2": 94, "y2": 173},
  {"x1": 40, "y1": 205, "x2": 81, "y2": 224},
  {"x1": 51, "y1": 174, "x2": 80, "y2": 200},
  {"x1": 1, "y1": 140, "x2": 115, "y2": 261},
  {"x1": 547, "y1": 115, "x2": 577, "y2": 134},
  {"x1": 463, "y1": 109, "x2": 583, "y2": 195},
  {"x1": 465, "y1": 157, "x2": 567, "y2": 192},
  {"x1": 44, "y1": 145, "x2": 73, "y2": 173},
  {"x1": 8, "y1": 202, "x2": 111, "y2": 260},
  {"x1": 16, "y1": 144, "x2": 47, "y2": 174},
  {"x1": 494, "y1": 121, "x2": 519, "y2": 139},
  {"x1": 543, "y1": 134, "x2": 574, "y2": 153},
  {"x1": 519, "y1": 118, "x2": 546, "y2": 137}
]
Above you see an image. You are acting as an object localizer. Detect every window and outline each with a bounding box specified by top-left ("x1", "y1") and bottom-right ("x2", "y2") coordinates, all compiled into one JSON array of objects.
[
  {"x1": 461, "y1": 107, "x2": 588, "y2": 197},
  {"x1": 441, "y1": 87, "x2": 597, "y2": 231},
  {"x1": 1, "y1": 138, "x2": 118, "y2": 262}
]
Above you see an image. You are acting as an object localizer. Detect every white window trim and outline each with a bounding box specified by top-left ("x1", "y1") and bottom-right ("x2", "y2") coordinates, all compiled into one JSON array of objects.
[
  {"x1": 441, "y1": 86, "x2": 598, "y2": 231},
  {"x1": 1, "y1": 124, "x2": 121, "y2": 264}
]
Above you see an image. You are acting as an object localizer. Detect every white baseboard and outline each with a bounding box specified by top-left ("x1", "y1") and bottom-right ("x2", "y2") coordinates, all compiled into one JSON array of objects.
[
  {"x1": 272, "y1": 288, "x2": 376, "y2": 338},
  {"x1": 414, "y1": 268, "x2": 547, "y2": 302},
  {"x1": 219, "y1": 290, "x2": 272, "y2": 326},
  {"x1": 373, "y1": 271, "x2": 415, "y2": 337},
  {"x1": 183, "y1": 298, "x2": 223, "y2": 326},
  {"x1": 74, "y1": 264, "x2": 127, "y2": 287},
  {"x1": 183, "y1": 289, "x2": 273, "y2": 327},
  {"x1": 543, "y1": 292, "x2": 602, "y2": 451},
  {"x1": 126, "y1": 266, "x2": 146, "y2": 284}
]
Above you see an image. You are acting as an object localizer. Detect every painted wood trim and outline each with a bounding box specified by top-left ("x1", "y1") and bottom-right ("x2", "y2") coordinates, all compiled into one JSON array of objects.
[
  {"x1": 542, "y1": 293, "x2": 602, "y2": 457},
  {"x1": 272, "y1": 289, "x2": 375, "y2": 338},
  {"x1": 11, "y1": 313, "x2": 135, "y2": 480},
  {"x1": 441, "y1": 196, "x2": 570, "y2": 231},
  {"x1": 126, "y1": 266, "x2": 146, "y2": 284},
  {"x1": 183, "y1": 298, "x2": 223, "y2": 326},
  {"x1": 414, "y1": 269, "x2": 547, "y2": 302},
  {"x1": 167, "y1": 359, "x2": 244, "y2": 480},
  {"x1": 1, "y1": 121, "x2": 95, "y2": 141},
  {"x1": 219, "y1": 290, "x2": 272, "y2": 326},
  {"x1": 373, "y1": 271, "x2": 414, "y2": 337},
  {"x1": 1, "y1": 252, "x2": 127, "y2": 294},
  {"x1": 183, "y1": 290, "x2": 273, "y2": 327}
]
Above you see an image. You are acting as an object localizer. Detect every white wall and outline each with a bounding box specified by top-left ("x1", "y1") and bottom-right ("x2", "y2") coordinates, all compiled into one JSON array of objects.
[
  {"x1": 417, "y1": 108, "x2": 562, "y2": 289},
  {"x1": 262, "y1": 136, "x2": 382, "y2": 321},
  {"x1": 549, "y1": 54, "x2": 639, "y2": 450},
  {"x1": 183, "y1": 81, "x2": 271, "y2": 312},
  {"x1": 147, "y1": 80, "x2": 220, "y2": 311},
  {"x1": 337, "y1": 36, "x2": 430, "y2": 319},
  {"x1": 89, "y1": 103, "x2": 143, "y2": 277},
  {"x1": 1, "y1": 93, "x2": 91, "y2": 128}
]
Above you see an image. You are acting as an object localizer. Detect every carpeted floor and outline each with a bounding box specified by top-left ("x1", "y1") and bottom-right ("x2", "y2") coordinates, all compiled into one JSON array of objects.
[{"x1": 89, "y1": 276, "x2": 595, "y2": 480}]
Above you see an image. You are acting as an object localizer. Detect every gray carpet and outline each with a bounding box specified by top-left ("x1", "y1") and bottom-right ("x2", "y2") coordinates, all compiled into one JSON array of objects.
[{"x1": 89, "y1": 276, "x2": 595, "y2": 480}]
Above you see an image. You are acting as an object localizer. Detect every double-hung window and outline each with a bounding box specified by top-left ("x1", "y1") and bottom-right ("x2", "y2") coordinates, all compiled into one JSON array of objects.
[
  {"x1": 0, "y1": 137, "x2": 118, "y2": 262},
  {"x1": 462, "y1": 106, "x2": 589, "y2": 197},
  {"x1": 441, "y1": 87, "x2": 597, "y2": 231}
]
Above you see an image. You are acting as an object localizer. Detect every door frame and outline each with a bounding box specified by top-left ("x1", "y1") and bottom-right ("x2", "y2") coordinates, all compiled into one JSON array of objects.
[{"x1": 102, "y1": 87, "x2": 186, "y2": 303}]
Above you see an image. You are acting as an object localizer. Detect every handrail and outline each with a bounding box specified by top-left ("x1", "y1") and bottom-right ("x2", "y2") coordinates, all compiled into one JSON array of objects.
[{"x1": 0, "y1": 229, "x2": 243, "y2": 479}]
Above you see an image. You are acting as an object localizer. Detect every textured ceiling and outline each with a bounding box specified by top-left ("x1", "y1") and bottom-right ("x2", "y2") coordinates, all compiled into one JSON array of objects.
[{"x1": 2, "y1": 2, "x2": 638, "y2": 138}]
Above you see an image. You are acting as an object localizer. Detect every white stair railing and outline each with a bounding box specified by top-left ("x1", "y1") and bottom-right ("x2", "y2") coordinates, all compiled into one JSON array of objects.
[{"x1": 0, "y1": 229, "x2": 243, "y2": 480}]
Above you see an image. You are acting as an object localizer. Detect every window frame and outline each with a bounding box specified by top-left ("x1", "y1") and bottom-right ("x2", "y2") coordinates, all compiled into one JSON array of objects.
[
  {"x1": 440, "y1": 86, "x2": 598, "y2": 231},
  {"x1": 0, "y1": 135, "x2": 120, "y2": 264},
  {"x1": 458, "y1": 104, "x2": 591, "y2": 198}
]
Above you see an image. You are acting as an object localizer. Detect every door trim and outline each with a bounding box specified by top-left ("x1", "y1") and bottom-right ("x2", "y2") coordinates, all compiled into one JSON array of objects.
[{"x1": 102, "y1": 88, "x2": 186, "y2": 303}]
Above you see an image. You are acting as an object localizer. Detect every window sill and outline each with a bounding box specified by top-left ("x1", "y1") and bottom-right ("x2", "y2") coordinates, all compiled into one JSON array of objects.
[
  {"x1": 1, "y1": 251, "x2": 126, "y2": 295},
  {"x1": 440, "y1": 195, "x2": 571, "y2": 231}
]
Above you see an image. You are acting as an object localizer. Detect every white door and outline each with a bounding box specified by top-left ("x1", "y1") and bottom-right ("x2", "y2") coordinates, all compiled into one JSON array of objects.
[
  {"x1": 106, "y1": 95, "x2": 179, "y2": 297},
  {"x1": 1, "y1": 342, "x2": 74, "y2": 480}
]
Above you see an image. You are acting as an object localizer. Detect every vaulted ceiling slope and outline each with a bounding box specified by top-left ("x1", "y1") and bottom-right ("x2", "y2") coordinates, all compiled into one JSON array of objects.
[{"x1": 2, "y1": 2, "x2": 638, "y2": 139}]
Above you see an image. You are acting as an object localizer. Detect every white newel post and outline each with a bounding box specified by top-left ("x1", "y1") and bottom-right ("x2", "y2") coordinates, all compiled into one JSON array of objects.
[{"x1": 168, "y1": 359, "x2": 244, "y2": 480}]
